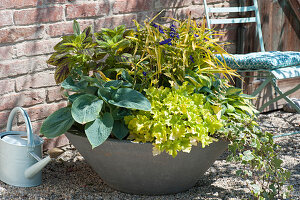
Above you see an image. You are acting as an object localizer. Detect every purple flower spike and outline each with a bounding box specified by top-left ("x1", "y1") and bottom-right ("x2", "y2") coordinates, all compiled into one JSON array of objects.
[
  {"x1": 190, "y1": 55, "x2": 195, "y2": 63},
  {"x1": 159, "y1": 38, "x2": 172, "y2": 45},
  {"x1": 142, "y1": 72, "x2": 147, "y2": 76},
  {"x1": 159, "y1": 26, "x2": 165, "y2": 34},
  {"x1": 151, "y1": 23, "x2": 158, "y2": 28},
  {"x1": 194, "y1": 34, "x2": 199, "y2": 37}
]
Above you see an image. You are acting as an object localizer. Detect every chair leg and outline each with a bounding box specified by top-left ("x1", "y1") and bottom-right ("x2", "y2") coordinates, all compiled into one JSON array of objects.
[
  {"x1": 251, "y1": 77, "x2": 273, "y2": 97},
  {"x1": 258, "y1": 79, "x2": 300, "y2": 113}
]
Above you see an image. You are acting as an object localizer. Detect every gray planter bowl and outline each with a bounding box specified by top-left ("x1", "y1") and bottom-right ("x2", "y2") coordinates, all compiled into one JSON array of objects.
[{"x1": 66, "y1": 132, "x2": 228, "y2": 195}]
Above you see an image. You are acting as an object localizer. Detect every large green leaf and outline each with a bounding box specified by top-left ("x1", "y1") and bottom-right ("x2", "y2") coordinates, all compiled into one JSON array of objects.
[
  {"x1": 98, "y1": 87, "x2": 112, "y2": 102},
  {"x1": 112, "y1": 120, "x2": 128, "y2": 139},
  {"x1": 68, "y1": 93, "x2": 84, "y2": 103},
  {"x1": 40, "y1": 107, "x2": 74, "y2": 138},
  {"x1": 71, "y1": 94, "x2": 103, "y2": 124},
  {"x1": 108, "y1": 88, "x2": 151, "y2": 111},
  {"x1": 85, "y1": 113, "x2": 114, "y2": 148}
]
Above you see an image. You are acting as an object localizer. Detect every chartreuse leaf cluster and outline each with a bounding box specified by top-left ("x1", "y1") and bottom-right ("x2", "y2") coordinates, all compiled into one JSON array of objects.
[{"x1": 124, "y1": 82, "x2": 223, "y2": 157}]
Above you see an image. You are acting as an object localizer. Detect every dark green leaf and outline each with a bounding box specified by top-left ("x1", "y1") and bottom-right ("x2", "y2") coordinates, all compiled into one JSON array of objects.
[
  {"x1": 85, "y1": 113, "x2": 114, "y2": 148},
  {"x1": 40, "y1": 107, "x2": 74, "y2": 138},
  {"x1": 112, "y1": 108, "x2": 131, "y2": 120},
  {"x1": 121, "y1": 70, "x2": 134, "y2": 83},
  {"x1": 104, "y1": 80, "x2": 123, "y2": 89},
  {"x1": 98, "y1": 87, "x2": 112, "y2": 102},
  {"x1": 272, "y1": 158, "x2": 283, "y2": 168},
  {"x1": 68, "y1": 93, "x2": 84, "y2": 103},
  {"x1": 71, "y1": 94, "x2": 103, "y2": 124},
  {"x1": 108, "y1": 88, "x2": 151, "y2": 111},
  {"x1": 112, "y1": 120, "x2": 128, "y2": 139},
  {"x1": 61, "y1": 77, "x2": 88, "y2": 92}
]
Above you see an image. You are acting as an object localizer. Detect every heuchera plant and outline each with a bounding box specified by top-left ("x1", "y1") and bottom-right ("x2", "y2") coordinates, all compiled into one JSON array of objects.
[{"x1": 41, "y1": 13, "x2": 292, "y2": 199}]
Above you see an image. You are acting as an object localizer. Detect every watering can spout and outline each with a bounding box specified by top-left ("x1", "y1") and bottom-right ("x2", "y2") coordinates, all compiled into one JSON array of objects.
[{"x1": 24, "y1": 148, "x2": 64, "y2": 179}]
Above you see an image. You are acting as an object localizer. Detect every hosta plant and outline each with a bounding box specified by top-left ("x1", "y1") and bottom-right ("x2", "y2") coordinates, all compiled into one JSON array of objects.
[{"x1": 40, "y1": 15, "x2": 292, "y2": 199}]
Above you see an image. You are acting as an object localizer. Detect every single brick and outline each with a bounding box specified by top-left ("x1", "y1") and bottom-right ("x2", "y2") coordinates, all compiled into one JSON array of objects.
[
  {"x1": 46, "y1": 86, "x2": 65, "y2": 102},
  {"x1": 206, "y1": 0, "x2": 227, "y2": 3},
  {"x1": 14, "y1": 6, "x2": 63, "y2": 25},
  {"x1": 0, "y1": 10, "x2": 13, "y2": 28},
  {"x1": 0, "y1": 26, "x2": 44, "y2": 44},
  {"x1": 95, "y1": 14, "x2": 137, "y2": 31},
  {"x1": 44, "y1": 0, "x2": 67, "y2": 4},
  {"x1": 113, "y1": 0, "x2": 152, "y2": 14},
  {"x1": 162, "y1": 6, "x2": 204, "y2": 22},
  {"x1": 155, "y1": 0, "x2": 193, "y2": 9},
  {"x1": 17, "y1": 102, "x2": 67, "y2": 123},
  {"x1": 0, "y1": 57, "x2": 49, "y2": 79},
  {"x1": 0, "y1": 0, "x2": 41, "y2": 10},
  {"x1": 0, "y1": 90, "x2": 46, "y2": 111},
  {"x1": 15, "y1": 71, "x2": 57, "y2": 91},
  {"x1": 16, "y1": 39, "x2": 60, "y2": 57},
  {"x1": 192, "y1": 0, "x2": 202, "y2": 5},
  {"x1": 0, "y1": 111, "x2": 12, "y2": 130},
  {"x1": 47, "y1": 20, "x2": 93, "y2": 37},
  {"x1": 0, "y1": 46, "x2": 14, "y2": 60},
  {"x1": 0, "y1": 79, "x2": 15, "y2": 95},
  {"x1": 183, "y1": 5, "x2": 204, "y2": 19},
  {"x1": 66, "y1": 2, "x2": 109, "y2": 19}
]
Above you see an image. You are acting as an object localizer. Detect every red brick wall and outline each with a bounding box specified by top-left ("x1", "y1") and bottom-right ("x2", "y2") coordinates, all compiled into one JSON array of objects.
[{"x1": 0, "y1": 0, "x2": 236, "y2": 148}]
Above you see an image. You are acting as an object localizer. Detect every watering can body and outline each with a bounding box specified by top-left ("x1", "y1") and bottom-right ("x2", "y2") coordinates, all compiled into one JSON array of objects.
[
  {"x1": 0, "y1": 107, "x2": 48, "y2": 187},
  {"x1": 0, "y1": 131, "x2": 43, "y2": 187}
]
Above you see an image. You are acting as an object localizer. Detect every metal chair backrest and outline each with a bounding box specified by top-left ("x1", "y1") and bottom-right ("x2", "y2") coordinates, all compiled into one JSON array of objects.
[{"x1": 203, "y1": 0, "x2": 265, "y2": 52}]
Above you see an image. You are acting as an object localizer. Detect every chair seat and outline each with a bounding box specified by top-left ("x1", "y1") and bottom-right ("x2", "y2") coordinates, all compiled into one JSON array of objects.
[
  {"x1": 216, "y1": 51, "x2": 300, "y2": 70},
  {"x1": 271, "y1": 65, "x2": 300, "y2": 79}
]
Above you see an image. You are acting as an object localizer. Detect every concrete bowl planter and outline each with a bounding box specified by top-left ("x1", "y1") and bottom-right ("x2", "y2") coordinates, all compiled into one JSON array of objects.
[{"x1": 66, "y1": 131, "x2": 228, "y2": 195}]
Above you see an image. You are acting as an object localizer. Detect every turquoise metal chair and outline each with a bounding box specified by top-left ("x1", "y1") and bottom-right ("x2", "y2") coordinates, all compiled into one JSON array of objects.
[{"x1": 203, "y1": 0, "x2": 300, "y2": 114}]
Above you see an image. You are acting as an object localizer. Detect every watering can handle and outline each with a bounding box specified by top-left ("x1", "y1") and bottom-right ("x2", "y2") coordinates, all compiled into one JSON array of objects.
[{"x1": 6, "y1": 107, "x2": 34, "y2": 150}]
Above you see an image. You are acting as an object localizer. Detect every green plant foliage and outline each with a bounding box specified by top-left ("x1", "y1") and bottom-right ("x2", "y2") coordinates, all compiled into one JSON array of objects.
[
  {"x1": 192, "y1": 75, "x2": 293, "y2": 199},
  {"x1": 48, "y1": 22, "x2": 98, "y2": 83},
  {"x1": 85, "y1": 113, "x2": 114, "y2": 148},
  {"x1": 41, "y1": 16, "x2": 292, "y2": 199},
  {"x1": 126, "y1": 14, "x2": 238, "y2": 90},
  {"x1": 40, "y1": 107, "x2": 74, "y2": 138},
  {"x1": 124, "y1": 82, "x2": 223, "y2": 157},
  {"x1": 41, "y1": 69, "x2": 151, "y2": 148}
]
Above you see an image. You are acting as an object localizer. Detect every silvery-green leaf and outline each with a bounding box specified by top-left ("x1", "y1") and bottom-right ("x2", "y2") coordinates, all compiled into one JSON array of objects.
[
  {"x1": 71, "y1": 94, "x2": 103, "y2": 124},
  {"x1": 85, "y1": 113, "x2": 114, "y2": 148},
  {"x1": 40, "y1": 107, "x2": 74, "y2": 138}
]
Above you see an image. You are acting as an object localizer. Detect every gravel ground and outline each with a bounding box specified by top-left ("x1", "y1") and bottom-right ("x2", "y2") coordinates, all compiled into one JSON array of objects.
[{"x1": 0, "y1": 110, "x2": 299, "y2": 200}]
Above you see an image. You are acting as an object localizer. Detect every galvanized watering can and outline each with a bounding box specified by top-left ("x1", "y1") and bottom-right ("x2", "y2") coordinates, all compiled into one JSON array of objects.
[{"x1": 0, "y1": 107, "x2": 63, "y2": 187}]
